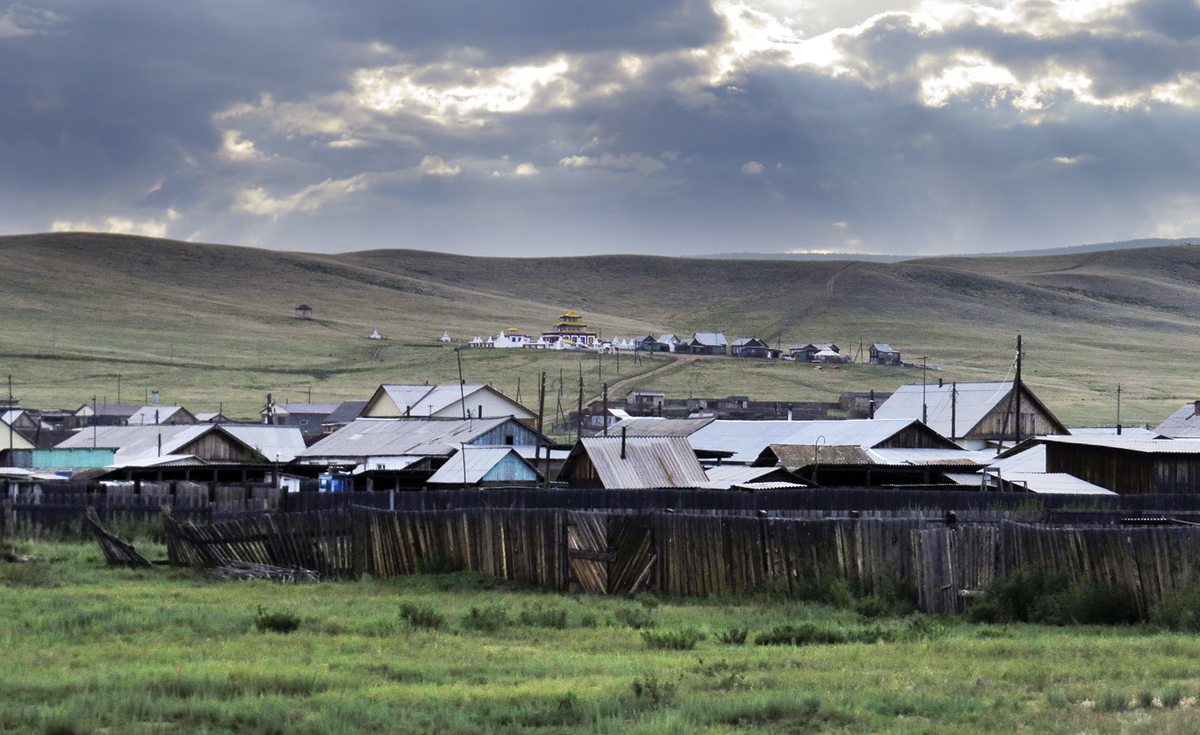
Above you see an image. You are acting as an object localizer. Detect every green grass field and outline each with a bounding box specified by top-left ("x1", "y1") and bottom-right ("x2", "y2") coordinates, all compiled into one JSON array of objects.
[
  {"x1": 5, "y1": 538, "x2": 1200, "y2": 734},
  {"x1": 4, "y1": 232, "x2": 1200, "y2": 427}
]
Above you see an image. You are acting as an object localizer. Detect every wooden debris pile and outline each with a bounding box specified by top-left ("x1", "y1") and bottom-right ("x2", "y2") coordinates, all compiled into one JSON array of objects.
[{"x1": 210, "y1": 560, "x2": 321, "y2": 583}]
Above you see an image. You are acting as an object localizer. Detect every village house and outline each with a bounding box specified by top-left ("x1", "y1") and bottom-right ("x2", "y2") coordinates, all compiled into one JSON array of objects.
[
  {"x1": 731, "y1": 338, "x2": 781, "y2": 359},
  {"x1": 70, "y1": 403, "x2": 141, "y2": 428},
  {"x1": 633, "y1": 335, "x2": 667, "y2": 352},
  {"x1": 558, "y1": 435, "x2": 709, "y2": 489},
  {"x1": 688, "y1": 332, "x2": 728, "y2": 355},
  {"x1": 869, "y1": 343, "x2": 902, "y2": 366},
  {"x1": 360, "y1": 383, "x2": 536, "y2": 422},
  {"x1": 873, "y1": 380, "x2": 1068, "y2": 450},
  {"x1": 261, "y1": 402, "x2": 341, "y2": 440},
  {"x1": 789, "y1": 343, "x2": 839, "y2": 362},
  {"x1": 658, "y1": 334, "x2": 682, "y2": 352},
  {"x1": 54, "y1": 423, "x2": 306, "y2": 467}
]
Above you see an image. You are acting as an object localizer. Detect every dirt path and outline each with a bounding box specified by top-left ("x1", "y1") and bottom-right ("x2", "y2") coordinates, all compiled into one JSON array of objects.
[{"x1": 583, "y1": 354, "x2": 698, "y2": 407}]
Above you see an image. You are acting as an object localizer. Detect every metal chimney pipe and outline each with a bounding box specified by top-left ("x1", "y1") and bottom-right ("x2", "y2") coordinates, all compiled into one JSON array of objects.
[{"x1": 621, "y1": 427, "x2": 627, "y2": 459}]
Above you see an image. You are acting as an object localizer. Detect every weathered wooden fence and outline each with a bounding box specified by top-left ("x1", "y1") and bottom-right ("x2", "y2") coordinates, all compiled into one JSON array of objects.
[{"x1": 156, "y1": 506, "x2": 1200, "y2": 615}]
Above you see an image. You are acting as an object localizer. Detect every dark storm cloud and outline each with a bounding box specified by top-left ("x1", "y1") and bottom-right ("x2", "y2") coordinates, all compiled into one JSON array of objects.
[{"x1": 3, "y1": 1, "x2": 1200, "y2": 254}]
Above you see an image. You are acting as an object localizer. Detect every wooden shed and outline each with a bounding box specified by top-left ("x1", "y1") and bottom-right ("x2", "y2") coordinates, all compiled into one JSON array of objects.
[{"x1": 1042, "y1": 436, "x2": 1200, "y2": 494}]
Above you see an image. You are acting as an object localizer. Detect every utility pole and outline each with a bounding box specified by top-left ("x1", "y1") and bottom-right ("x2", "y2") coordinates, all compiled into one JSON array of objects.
[
  {"x1": 92, "y1": 396, "x2": 97, "y2": 449},
  {"x1": 536, "y1": 372, "x2": 547, "y2": 485},
  {"x1": 1108, "y1": 384, "x2": 1118, "y2": 437},
  {"x1": 1014, "y1": 335, "x2": 1023, "y2": 444},
  {"x1": 455, "y1": 347, "x2": 466, "y2": 419},
  {"x1": 576, "y1": 364, "x2": 584, "y2": 443},
  {"x1": 602, "y1": 382, "x2": 609, "y2": 436},
  {"x1": 950, "y1": 382, "x2": 957, "y2": 440},
  {"x1": 921, "y1": 357, "x2": 928, "y2": 424},
  {"x1": 116, "y1": 374, "x2": 121, "y2": 405},
  {"x1": 6, "y1": 375, "x2": 12, "y2": 455}
]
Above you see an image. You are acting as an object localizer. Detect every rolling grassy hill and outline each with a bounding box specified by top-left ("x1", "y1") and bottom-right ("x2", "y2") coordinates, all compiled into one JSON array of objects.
[{"x1": 2, "y1": 231, "x2": 1199, "y2": 427}]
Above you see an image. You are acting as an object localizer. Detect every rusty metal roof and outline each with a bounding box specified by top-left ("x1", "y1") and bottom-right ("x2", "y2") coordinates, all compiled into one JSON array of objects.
[{"x1": 575, "y1": 436, "x2": 709, "y2": 489}]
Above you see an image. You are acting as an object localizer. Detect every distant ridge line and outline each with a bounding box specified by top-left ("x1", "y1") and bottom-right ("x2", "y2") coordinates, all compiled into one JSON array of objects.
[{"x1": 703, "y1": 237, "x2": 1200, "y2": 263}]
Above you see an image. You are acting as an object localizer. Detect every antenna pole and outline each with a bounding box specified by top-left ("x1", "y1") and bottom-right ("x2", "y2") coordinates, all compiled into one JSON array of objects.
[
  {"x1": 1014, "y1": 335, "x2": 1023, "y2": 444},
  {"x1": 7, "y1": 375, "x2": 12, "y2": 455},
  {"x1": 92, "y1": 396, "x2": 97, "y2": 449},
  {"x1": 117, "y1": 374, "x2": 121, "y2": 405},
  {"x1": 536, "y1": 372, "x2": 547, "y2": 485},
  {"x1": 951, "y1": 382, "x2": 957, "y2": 440},
  {"x1": 1117, "y1": 384, "x2": 1122, "y2": 435}
]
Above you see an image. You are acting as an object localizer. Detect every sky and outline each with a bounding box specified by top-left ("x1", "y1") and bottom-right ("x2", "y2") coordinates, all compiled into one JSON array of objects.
[{"x1": 2, "y1": 0, "x2": 1200, "y2": 257}]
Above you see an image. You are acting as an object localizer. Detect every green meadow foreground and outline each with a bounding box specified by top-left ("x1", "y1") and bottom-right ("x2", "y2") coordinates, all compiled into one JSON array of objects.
[{"x1": 5, "y1": 541, "x2": 1200, "y2": 734}]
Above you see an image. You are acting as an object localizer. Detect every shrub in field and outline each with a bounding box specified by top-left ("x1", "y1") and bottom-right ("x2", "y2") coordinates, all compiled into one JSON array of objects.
[
  {"x1": 715, "y1": 626, "x2": 748, "y2": 645},
  {"x1": 854, "y1": 596, "x2": 889, "y2": 618},
  {"x1": 1094, "y1": 691, "x2": 1129, "y2": 712},
  {"x1": 0, "y1": 561, "x2": 57, "y2": 589},
  {"x1": 754, "y1": 623, "x2": 894, "y2": 646},
  {"x1": 578, "y1": 612, "x2": 599, "y2": 628},
  {"x1": 1136, "y1": 690, "x2": 1155, "y2": 709},
  {"x1": 969, "y1": 567, "x2": 1135, "y2": 625},
  {"x1": 641, "y1": 627, "x2": 705, "y2": 650},
  {"x1": 254, "y1": 606, "x2": 301, "y2": 634},
  {"x1": 1151, "y1": 583, "x2": 1200, "y2": 632},
  {"x1": 615, "y1": 607, "x2": 655, "y2": 629},
  {"x1": 461, "y1": 605, "x2": 510, "y2": 632},
  {"x1": 792, "y1": 576, "x2": 856, "y2": 607},
  {"x1": 631, "y1": 592, "x2": 661, "y2": 610},
  {"x1": 399, "y1": 602, "x2": 446, "y2": 630},
  {"x1": 1162, "y1": 687, "x2": 1184, "y2": 709},
  {"x1": 692, "y1": 694, "x2": 822, "y2": 727},
  {"x1": 629, "y1": 675, "x2": 677, "y2": 707},
  {"x1": 518, "y1": 604, "x2": 568, "y2": 629}
]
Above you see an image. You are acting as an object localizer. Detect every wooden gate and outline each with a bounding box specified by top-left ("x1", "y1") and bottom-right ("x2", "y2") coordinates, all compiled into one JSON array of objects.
[
  {"x1": 913, "y1": 526, "x2": 999, "y2": 614},
  {"x1": 565, "y1": 512, "x2": 656, "y2": 595}
]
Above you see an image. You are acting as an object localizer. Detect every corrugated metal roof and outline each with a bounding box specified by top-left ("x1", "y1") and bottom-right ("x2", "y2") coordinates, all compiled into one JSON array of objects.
[
  {"x1": 691, "y1": 332, "x2": 728, "y2": 346},
  {"x1": 272, "y1": 403, "x2": 340, "y2": 415},
  {"x1": 1001, "y1": 472, "x2": 1116, "y2": 495},
  {"x1": 1066, "y1": 427, "x2": 1157, "y2": 438},
  {"x1": 1154, "y1": 403, "x2": 1200, "y2": 437},
  {"x1": 606, "y1": 417, "x2": 716, "y2": 437},
  {"x1": 297, "y1": 417, "x2": 515, "y2": 460},
  {"x1": 874, "y1": 382, "x2": 1017, "y2": 438},
  {"x1": 576, "y1": 436, "x2": 709, "y2": 489},
  {"x1": 324, "y1": 400, "x2": 368, "y2": 425},
  {"x1": 1041, "y1": 436, "x2": 1200, "y2": 454},
  {"x1": 872, "y1": 343, "x2": 896, "y2": 352},
  {"x1": 703, "y1": 464, "x2": 797, "y2": 488},
  {"x1": 127, "y1": 406, "x2": 192, "y2": 425},
  {"x1": 426, "y1": 447, "x2": 539, "y2": 485},
  {"x1": 689, "y1": 418, "x2": 930, "y2": 463},
  {"x1": 769, "y1": 444, "x2": 873, "y2": 468},
  {"x1": 222, "y1": 425, "x2": 307, "y2": 462},
  {"x1": 56, "y1": 425, "x2": 214, "y2": 463},
  {"x1": 989, "y1": 444, "x2": 1046, "y2": 473},
  {"x1": 866, "y1": 448, "x2": 993, "y2": 466}
]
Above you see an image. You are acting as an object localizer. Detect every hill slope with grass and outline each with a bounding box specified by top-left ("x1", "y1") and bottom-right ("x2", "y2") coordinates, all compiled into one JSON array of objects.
[{"x1": 2, "y1": 231, "x2": 1199, "y2": 426}]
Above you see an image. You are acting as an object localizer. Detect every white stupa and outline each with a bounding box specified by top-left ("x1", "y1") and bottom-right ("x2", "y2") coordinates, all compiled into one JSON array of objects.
[
  {"x1": 369, "y1": 329, "x2": 382, "y2": 340},
  {"x1": 440, "y1": 331, "x2": 452, "y2": 342}
]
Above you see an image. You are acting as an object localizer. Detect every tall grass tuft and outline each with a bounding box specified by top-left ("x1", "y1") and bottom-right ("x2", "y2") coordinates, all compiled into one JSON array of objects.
[
  {"x1": 399, "y1": 602, "x2": 446, "y2": 630},
  {"x1": 641, "y1": 627, "x2": 705, "y2": 650},
  {"x1": 254, "y1": 606, "x2": 301, "y2": 634},
  {"x1": 461, "y1": 605, "x2": 510, "y2": 632}
]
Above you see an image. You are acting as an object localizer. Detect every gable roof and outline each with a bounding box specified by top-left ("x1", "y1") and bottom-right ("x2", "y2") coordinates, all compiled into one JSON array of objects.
[
  {"x1": 873, "y1": 381, "x2": 1067, "y2": 438},
  {"x1": 55, "y1": 424, "x2": 267, "y2": 464},
  {"x1": 75, "y1": 404, "x2": 140, "y2": 418},
  {"x1": 298, "y1": 417, "x2": 523, "y2": 460},
  {"x1": 691, "y1": 332, "x2": 728, "y2": 346},
  {"x1": 871, "y1": 343, "x2": 896, "y2": 352},
  {"x1": 562, "y1": 436, "x2": 709, "y2": 489},
  {"x1": 1154, "y1": 402, "x2": 1200, "y2": 438},
  {"x1": 425, "y1": 446, "x2": 542, "y2": 485},
  {"x1": 127, "y1": 406, "x2": 196, "y2": 425},
  {"x1": 366, "y1": 384, "x2": 533, "y2": 418},
  {"x1": 323, "y1": 400, "x2": 369, "y2": 425},
  {"x1": 688, "y1": 418, "x2": 954, "y2": 463},
  {"x1": 658, "y1": 334, "x2": 679, "y2": 343},
  {"x1": 270, "y1": 403, "x2": 340, "y2": 416},
  {"x1": 606, "y1": 417, "x2": 716, "y2": 437},
  {"x1": 221, "y1": 425, "x2": 307, "y2": 462}
]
